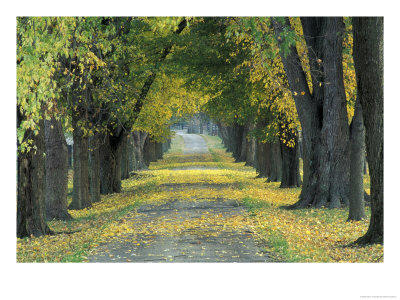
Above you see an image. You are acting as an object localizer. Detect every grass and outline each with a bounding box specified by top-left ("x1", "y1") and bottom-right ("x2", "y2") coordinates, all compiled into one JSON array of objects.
[{"x1": 242, "y1": 196, "x2": 271, "y2": 213}]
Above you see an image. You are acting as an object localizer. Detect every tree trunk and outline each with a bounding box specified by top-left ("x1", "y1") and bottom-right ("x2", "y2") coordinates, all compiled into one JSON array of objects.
[
  {"x1": 89, "y1": 133, "x2": 101, "y2": 203},
  {"x1": 256, "y1": 141, "x2": 268, "y2": 178},
  {"x1": 353, "y1": 17, "x2": 383, "y2": 244},
  {"x1": 273, "y1": 17, "x2": 350, "y2": 209},
  {"x1": 120, "y1": 133, "x2": 129, "y2": 180},
  {"x1": 244, "y1": 121, "x2": 256, "y2": 167},
  {"x1": 238, "y1": 124, "x2": 248, "y2": 162},
  {"x1": 17, "y1": 116, "x2": 52, "y2": 238},
  {"x1": 99, "y1": 132, "x2": 114, "y2": 194},
  {"x1": 144, "y1": 138, "x2": 157, "y2": 166},
  {"x1": 127, "y1": 133, "x2": 136, "y2": 174},
  {"x1": 218, "y1": 124, "x2": 230, "y2": 151},
  {"x1": 233, "y1": 124, "x2": 244, "y2": 162},
  {"x1": 45, "y1": 117, "x2": 71, "y2": 220},
  {"x1": 113, "y1": 135, "x2": 123, "y2": 192},
  {"x1": 143, "y1": 135, "x2": 151, "y2": 167},
  {"x1": 348, "y1": 97, "x2": 366, "y2": 220},
  {"x1": 245, "y1": 136, "x2": 256, "y2": 167},
  {"x1": 132, "y1": 131, "x2": 148, "y2": 170},
  {"x1": 155, "y1": 142, "x2": 164, "y2": 160},
  {"x1": 267, "y1": 141, "x2": 282, "y2": 182},
  {"x1": 69, "y1": 115, "x2": 91, "y2": 210},
  {"x1": 99, "y1": 129, "x2": 125, "y2": 195},
  {"x1": 280, "y1": 134, "x2": 300, "y2": 188}
]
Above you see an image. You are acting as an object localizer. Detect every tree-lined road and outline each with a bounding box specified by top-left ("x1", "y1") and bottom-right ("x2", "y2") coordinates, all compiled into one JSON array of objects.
[{"x1": 88, "y1": 133, "x2": 273, "y2": 262}]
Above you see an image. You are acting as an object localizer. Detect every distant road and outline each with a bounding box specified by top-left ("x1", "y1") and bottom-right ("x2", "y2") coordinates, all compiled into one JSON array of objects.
[{"x1": 175, "y1": 131, "x2": 209, "y2": 154}]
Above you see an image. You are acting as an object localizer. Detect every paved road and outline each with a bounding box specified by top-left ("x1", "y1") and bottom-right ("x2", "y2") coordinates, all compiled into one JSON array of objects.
[
  {"x1": 88, "y1": 198, "x2": 271, "y2": 262},
  {"x1": 176, "y1": 131, "x2": 209, "y2": 154},
  {"x1": 87, "y1": 133, "x2": 274, "y2": 263}
]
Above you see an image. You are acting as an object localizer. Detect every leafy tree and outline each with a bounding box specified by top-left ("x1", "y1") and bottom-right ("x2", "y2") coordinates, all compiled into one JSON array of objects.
[{"x1": 17, "y1": 17, "x2": 73, "y2": 237}]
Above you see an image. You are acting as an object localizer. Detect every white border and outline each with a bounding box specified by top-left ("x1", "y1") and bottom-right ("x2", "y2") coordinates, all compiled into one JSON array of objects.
[{"x1": 2, "y1": 1, "x2": 398, "y2": 299}]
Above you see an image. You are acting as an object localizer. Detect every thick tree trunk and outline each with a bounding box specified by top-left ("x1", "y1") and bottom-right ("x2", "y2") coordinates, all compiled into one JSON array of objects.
[
  {"x1": 143, "y1": 135, "x2": 151, "y2": 167},
  {"x1": 238, "y1": 124, "x2": 248, "y2": 162},
  {"x1": 120, "y1": 133, "x2": 129, "y2": 180},
  {"x1": 155, "y1": 142, "x2": 164, "y2": 160},
  {"x1": 127, "y1": 133, "x2": 136, "y2": 174},
  {"x1": 144, "y1": 138, "x2": 157, "y2": 166},
  {"x1": 89, "y1": 133, "x2": 101, "y2": 203},
  {"x1": 245, "y1": 136, "x2": 256, "y2": 167},
  {"x1": 256, "y1": 141, "x2": 281, "y2": 181},
  {"x1": 233, "y1": 124, "x2": 244, "y2": 162},
  {"x1": 256, "y1": 141, "x2": 268, "y2": 178},
  {"x1": 132, "y1": 131, "x2": 148, "y2": 170},
  {"x1": 273, "y1": 17, "x2": 350, "y2": 209},
  {"x1": 348, "y1": 97, "x2": 366, "y2": 220},
  {"x1": 316, "y1": 17, "x2": 350, "y2": 208},
  {"x1": 162, "y1": 140, "x2": 170, "y2": 154},
  {"x1": 113, "y1": 135, "x2": 123, "y2": 192},
  {"x1": 99, "y1": 132, "x2": 114, "y2": 194},
  {"x1": 280, "y1": 135, "x2": 300, "y2": 188},
  {"x1": 69, "y1": 115, "x2": 91, "y2": 210},
  {"x1": 244, "y1": 121, "x2": 256, "y2": 167},
  {"x1": 353, "y1": 17, "x2": 383, "y2": 244},
  {"x1": 267, "y1": 142, "x2": 282, "y2": 182},
  {"x1": 99, "y1": 129, "x2": 125, "y2": 195},
  {"x1": 45, "y1": 117, "x2": 71, "y2": 220},
  {"x1": 17, "y1": 117, "x2": 52, "y2": 238},
  {"x1": 218, "y1": 124, "x2": 230, "y2": 151}
]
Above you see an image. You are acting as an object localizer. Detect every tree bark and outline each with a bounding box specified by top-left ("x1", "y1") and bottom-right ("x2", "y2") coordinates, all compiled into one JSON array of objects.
[
  {"x1": 69, "y1": 114, "x2": 91, "y2": 210},
  {"x1": 244, "y1": 121, "x2": 256, "y2": 167},
  {"x1": 238, "y1": 124, "x2": 248, "y2": 162},
  {"x1": 89, "y1": 133, "x2": 101, "y2": 203},
  {"x1": 233, "y1": 124, "x2": 244, "y2": 162},
  {"x1": 245, "y1": 135, "x2": 256, "y2": 167},
  {"x1": 99, "y1": 128, "x2": 125, "y2": 194},
  {"x1": 348, "y1": 97, "x2": 366, "y2": 220},
  {"x1": 45, "y1": 117, "x2": 71, "y2": 220},
  {"x1": 273, "y1": 17, "x2": 350, "y2": 208},
  {"x1": 155, "y1": 142, "x2": 164, "y2": 160},
  {"x1": 256, "y1": 141, "x2": 269, "y2": 178},
  {"x1": 144, "y1": 137, "x2": 157, "y2": 166},
  {"x1": 353, "y1": 17, "x2": 383, "y2": 244},
  {"x1": 120, "y1": 133, "x2": 129, "y2": 180},
  {"x1": 17, "y1": 116, "x2": 52, "y2": 238},
  {"x1": 280, "y1": 134, "x2": 300, "y2": 188},
  {"x1": 127, "y1": 133, "x2": 136, "y2": 174},
  {"x1": 267, "y1": 141, "x2": 282, "y2": 182},
  {"x1": 132, "y1": 131, "x2": 148, "y2": 170},
  {"x1": 218, "y1": 124, "x2": 230, "y2": 151}
]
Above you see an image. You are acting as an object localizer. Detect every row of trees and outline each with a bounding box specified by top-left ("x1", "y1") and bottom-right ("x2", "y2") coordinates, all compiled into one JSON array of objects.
[
  {"x1": 17, "y1": 17, "x2": 383, "y2": 245},
  {"x1": 171, "y1": 17, "x2": 382, "y2": 244},
  {"x1": 17, "y1": 17, "x2": 199, "y2": 237}
]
